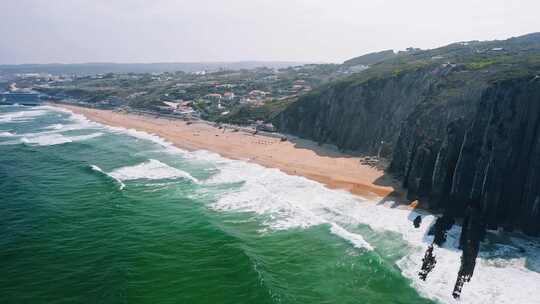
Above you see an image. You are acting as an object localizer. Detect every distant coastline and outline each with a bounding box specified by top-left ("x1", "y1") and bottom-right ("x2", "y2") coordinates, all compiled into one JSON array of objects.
[{"x1": 0, "y1": 61, "x2": 313, "y2": 76}]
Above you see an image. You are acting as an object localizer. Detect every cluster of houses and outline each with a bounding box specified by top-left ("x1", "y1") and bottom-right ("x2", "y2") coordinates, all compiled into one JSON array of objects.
[
  {"x1": 157, "y1": 74, "x2": 314, "y2": 119},
  {"x1": 290, "y1": 80, "x2": 312, "y2": 93},
  {"x1": 162, "y1": 101, "x2": 197, "y2": 116}
]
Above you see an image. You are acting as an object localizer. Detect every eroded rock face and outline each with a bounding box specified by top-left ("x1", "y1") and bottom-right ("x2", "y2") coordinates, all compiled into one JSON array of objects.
[
  {"x1": 277, "y1": 68, "x2": 441, "y2": 155},
  {"x1": 278, "y1": 70, "x2": 540, "y2": 235},
  {"x1": 454, "y1": 79, "x2": 540, "y2": 234},
  {"x1": 430, "y1": 120, "x2": 466, "y2": 210}
]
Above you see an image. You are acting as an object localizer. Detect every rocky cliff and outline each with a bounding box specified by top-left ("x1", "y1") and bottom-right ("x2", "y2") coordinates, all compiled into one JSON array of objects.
[
  {"x1": 391, "y1": 76, "x2": 540, "y2": 235},
  {"x1": 277, "y1": 33, "x2": 540, "y2": 236}
]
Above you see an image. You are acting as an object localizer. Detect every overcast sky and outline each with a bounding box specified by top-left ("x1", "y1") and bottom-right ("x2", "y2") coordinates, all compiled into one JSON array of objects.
[{"x1": 1, "y1": 0, "x2": 539, "y2": 64}]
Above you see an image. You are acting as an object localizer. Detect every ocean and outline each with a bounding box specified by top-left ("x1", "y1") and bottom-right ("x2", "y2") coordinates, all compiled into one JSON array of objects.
[{"x1": 1, "y1": 105, "x2": 539, "y2": 304}]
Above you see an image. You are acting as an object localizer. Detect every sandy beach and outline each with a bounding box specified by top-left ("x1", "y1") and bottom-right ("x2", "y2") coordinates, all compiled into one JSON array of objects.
[{"x1": 55, "y1": 104, "x2": 405, "y2": 201}]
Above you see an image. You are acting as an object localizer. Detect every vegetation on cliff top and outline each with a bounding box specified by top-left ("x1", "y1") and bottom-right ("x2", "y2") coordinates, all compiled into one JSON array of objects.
[{"x1": 328, "y1": 32, "x2": 540, "y2": 88}]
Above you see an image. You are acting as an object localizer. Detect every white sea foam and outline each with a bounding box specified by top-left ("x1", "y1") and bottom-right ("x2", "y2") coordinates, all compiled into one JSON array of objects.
[
  {"x1": 0, "y1": 103, "x2": 23, "y2": 108},
  {"x1": 20, "y1": 132, "x2": 103, "y2": 146},
  {"x1": 203, "y1": 159, "x2": 374, "y2": 252},
  {"x1": 90, "y1": 165, "x2": 126, "y2": 190},
  {"x1": 109, "y1": 159, "x2": 198, "y2": 182},
  {"x1": 106, "y1": 125, "x2": 190, "y2": 155},
  {"x1": 44, "y1": 123, "x2": 64, "y2": 130},
  {"x1": 68, "y1": 133, "x2": 104, "y2": 142},
  {"x1": 330, "y1": 223, "x2": 374, "y2": 250},
  {"x1": 44, "y1": 106, "x2": 192, "y2": 157},
  {"x1": 90, "y1": 164, "x2": 104, "y2": 174},
  {"x1": 34, "y1": 121, "x2": 101, "y2": 138},
  {"x1": 0, "y1": 106, "x2": 104, "y2": 146},
  {"x1": 21, "y1": 134, "x2": 72, "y2": 146},
  {"x1": 36, "y1": 106, "x2": 101, "y2": 131},
  {"x1": 0, "y1": 109, "x2": 48, "y2": 123},
  {"x1": 0, "y1": 131, "x2": 15, "y2": 137}
]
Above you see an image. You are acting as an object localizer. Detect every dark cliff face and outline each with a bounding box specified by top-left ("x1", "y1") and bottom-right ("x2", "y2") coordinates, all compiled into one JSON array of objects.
[
  {"x1": 393, "y1": 76, "x2": 540, "y2": 234},
  {"x1": 455, "y1": 79, "x2": 540, "y2": 234},
  {"x1": 277, "y1": 67, "x2": 540, "y2": 235},
  {"x1": 277, "y1": 67, "x2": 444, "y2": 154}
]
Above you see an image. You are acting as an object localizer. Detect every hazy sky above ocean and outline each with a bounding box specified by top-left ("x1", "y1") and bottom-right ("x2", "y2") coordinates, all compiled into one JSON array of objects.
[{"x1": 1, "y1": 0, "x2": 540, "y2": 64}]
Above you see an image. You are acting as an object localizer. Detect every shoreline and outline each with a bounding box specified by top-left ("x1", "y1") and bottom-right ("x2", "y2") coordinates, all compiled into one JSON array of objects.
[
  {"x1": 52, "y1": 103, "x2": 408, "y2": 204},
  {"x1": 3, "y1": 103, "x2": 539, "y2": 304}
]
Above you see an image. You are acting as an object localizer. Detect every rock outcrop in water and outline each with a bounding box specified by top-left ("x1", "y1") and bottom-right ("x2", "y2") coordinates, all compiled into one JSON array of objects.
[
  {"x1": 413, "y1": 215, "x2": 422, "y2": 228},
  {"x1": 452, "y1": 198, "x2": 485, "y2": 299},
  {"x1": 419, "y1": 244, "x2": 436, "y2": 281}
]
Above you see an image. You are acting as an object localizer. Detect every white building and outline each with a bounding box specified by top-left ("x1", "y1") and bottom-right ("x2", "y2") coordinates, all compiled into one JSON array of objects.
[{"x1": 223, "y1": 92, "x2": 235, "y2": 101}]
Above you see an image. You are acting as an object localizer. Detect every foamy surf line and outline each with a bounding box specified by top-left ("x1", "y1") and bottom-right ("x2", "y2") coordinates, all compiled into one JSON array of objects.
[
  {"x1": 109, "y1": 159, "x2": 198, "y2": 183},
  {"x1": 0, "y1": 109, "x2": 49, "y2": 123},
  {"x1": 47, "y1": 105, "x2": 189, "y2": 155},
  {"x1": 21, "y1": 132, "x2": 104, "y2": 146},
  {"x1": 330, "y1": 223, "x2": 374, "y2": 251},
  {"x1": 1, "y1": 132, "x2": 104, "y2": 146},
  {"x1": 89, "y1": 159, "x2": 198, "y2": 190},
  {"x1": 0, "y1": 131, "x2": 16, "y2": 137},
  {"x1": 49, "y1": 105, "x2": 540, "y2": 304},
  {"x1": 0, "y1": 106, "x2": 106, "y2": 146}
]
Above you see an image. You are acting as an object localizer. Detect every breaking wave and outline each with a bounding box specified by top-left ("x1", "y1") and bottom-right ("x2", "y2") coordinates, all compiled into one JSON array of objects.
[
  {"x1": 0, "y1": 131, "x2": 15, "y2": 137},
  {"x1": 109, "y1": 159, "x2": 198, "y2": 183},
  {"x1": 44, "y1": 123, "x2": 65, "y2": 130},
  {"x1": 0, "y1": 109, "x2": 48, "y2": 123},
  {"x1": 20, "y1": 132, "x2": 103, "y2": 146},
  {"x1": 89, "y1": 165, "x2": 126, "y2": 190}
]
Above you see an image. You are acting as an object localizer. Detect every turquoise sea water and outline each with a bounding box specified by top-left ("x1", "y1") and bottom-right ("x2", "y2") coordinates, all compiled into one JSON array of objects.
[{"x1": 2, "y1": 105, "x2": 538, "y2": 304}]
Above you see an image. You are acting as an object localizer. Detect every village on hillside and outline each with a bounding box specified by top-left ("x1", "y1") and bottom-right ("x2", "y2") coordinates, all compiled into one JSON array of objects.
[{"x1": 1, "y1": 63, "x2": 346, "y2": 130}]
